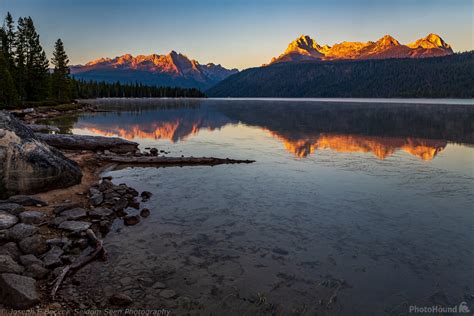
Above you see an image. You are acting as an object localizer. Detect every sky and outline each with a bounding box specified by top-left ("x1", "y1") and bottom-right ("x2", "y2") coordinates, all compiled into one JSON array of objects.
[{"x1": 0, "y1": 0, "x2": 472, "y2": 70}]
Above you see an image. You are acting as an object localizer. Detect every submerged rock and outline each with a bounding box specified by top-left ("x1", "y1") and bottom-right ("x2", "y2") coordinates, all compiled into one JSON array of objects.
[
  {"x1": 141, "y1": 191, "x2": 152, "y2": 201},
  {"x1": 0, "y1": 111, "x2": 82, "y2": 199},
  {"x1": 124, "y1": 215, "x2": 140, "y2": 226},
  {"x1": 140, "y1": 208, "x2": 150, "y2": 218},
  {"x1": 0, "y1": 273, "x2": 39, "y2": 308}
]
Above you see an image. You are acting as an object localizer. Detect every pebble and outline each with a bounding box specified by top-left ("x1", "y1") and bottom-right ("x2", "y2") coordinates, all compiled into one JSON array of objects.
[
  {"x1": 160, "y1": 289, "x2": 177, "y2": 299},
  {"x1": 109, "y1": 293, "x2": 133, "y2": 306}
]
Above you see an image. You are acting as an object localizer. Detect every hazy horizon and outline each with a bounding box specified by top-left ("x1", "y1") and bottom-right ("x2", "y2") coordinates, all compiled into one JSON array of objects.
[{"x1": 1, "y1": 0, "x2": 473, "y2": 70}]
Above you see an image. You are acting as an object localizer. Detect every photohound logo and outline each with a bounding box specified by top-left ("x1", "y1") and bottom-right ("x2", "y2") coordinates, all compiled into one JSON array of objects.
[{"x1": 409, "y1": 301, "x2": 471, "y2": 314}]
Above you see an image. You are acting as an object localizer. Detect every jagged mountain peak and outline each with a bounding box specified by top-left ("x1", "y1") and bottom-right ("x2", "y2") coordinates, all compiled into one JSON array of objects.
[
  {"x1": 408, "y1": 33, "x2": 452, "y2": 49},
  {"x1": 376, "y1": 35, "x2": 401, "y2": 47},
  {"x1": 270, "y1": 33, "x2": 454, "y2": 64},
  {"x1": 71, "y1": 52, "x2": 238, "y2": 89}
]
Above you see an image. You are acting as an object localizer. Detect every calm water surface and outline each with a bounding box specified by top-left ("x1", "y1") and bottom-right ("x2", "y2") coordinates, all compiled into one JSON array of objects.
[{"x1": 52, "y1": 99, "x2": 473, "y2": 315}]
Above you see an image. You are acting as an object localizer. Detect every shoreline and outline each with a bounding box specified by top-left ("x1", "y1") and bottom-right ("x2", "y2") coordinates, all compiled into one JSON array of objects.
[{"x1": 0, "y1": 105, "x2": 254, "y2": 311}]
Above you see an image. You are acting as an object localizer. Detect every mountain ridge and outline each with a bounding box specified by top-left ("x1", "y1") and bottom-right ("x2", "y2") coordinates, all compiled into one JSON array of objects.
[
  {"x1": 71, "y1": 51, "x2": 239, "y2": 89},
  {"x1": 207, "y1": 52, "x2": 473, "y2": 98},
  {"x1": 270, "y1": 33, "x2": 453, "y2": 64}
]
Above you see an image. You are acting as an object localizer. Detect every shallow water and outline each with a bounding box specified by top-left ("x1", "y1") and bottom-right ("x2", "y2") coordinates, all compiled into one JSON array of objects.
[{"x1": 54, "y1": 99, "x2": 473, "y2": 315}]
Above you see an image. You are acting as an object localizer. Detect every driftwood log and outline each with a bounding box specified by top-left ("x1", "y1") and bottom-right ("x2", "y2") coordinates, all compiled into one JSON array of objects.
[
  {"x1": 99, "y1": 155, "x2": 255, "y2": 166},
  {"x1": 27, "y1": 124, "x2": 60, "y2": 133},
  {"x1": 36, "y1": 133, "x2": 139, "y2": 154},
  {"x1": 51, "y1": 229, "x2": 107, "y2": 299}
]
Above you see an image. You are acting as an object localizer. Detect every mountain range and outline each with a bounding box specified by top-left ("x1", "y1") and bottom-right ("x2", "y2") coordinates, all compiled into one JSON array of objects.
[
  {"x1": 71, "y1": 51, "x2": 239, "y2": 89},
  {"x1": 269, "y1": 33, "x2": 453, "y2": 64},
  {"x1": 71, "y1": 33, "x2": 457, "y2": 92}
]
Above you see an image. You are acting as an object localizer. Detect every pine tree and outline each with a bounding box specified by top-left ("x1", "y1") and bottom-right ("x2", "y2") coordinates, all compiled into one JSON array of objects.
[
  {"x1": 25, "y1": 17, "x2": 50, "y2": 101},
  {"x1": 2, "y1": 12, "x2": 15, "y2": 69},
  {"x1": 14, "y1": 17, "x2": 27, "y2": 100},
  {"x1": 0, "y1": 52, "x2": 17, "y2": 108},
  {"x1": 51, "y1": 38, "x2": 71, "y2": 101}
]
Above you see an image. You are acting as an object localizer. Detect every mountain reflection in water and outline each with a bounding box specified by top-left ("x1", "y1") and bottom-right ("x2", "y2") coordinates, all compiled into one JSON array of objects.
[{"x1": 67, "y1": 99, "x2": 473, "y2": 161}]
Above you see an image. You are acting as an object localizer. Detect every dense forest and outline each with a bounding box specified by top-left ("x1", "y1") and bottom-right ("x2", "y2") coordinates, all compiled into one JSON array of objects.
[
  {"x1": 207, "y1": 52, "x2": 474, "y2": 98},
  {"x1": 0, "y1": 13, "x2": 204, "y2": 109},
  {"x1": 72, "y1": 79, "x2": 205, "y2": 99}
]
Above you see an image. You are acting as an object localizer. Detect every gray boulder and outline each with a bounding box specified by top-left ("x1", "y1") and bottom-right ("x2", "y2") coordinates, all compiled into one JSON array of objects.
[
  {"x1": 41, "y1": 246, "x2": 64, "y2": 268},
  {"x1": 0, "y1": 255, "x2": 24, "y2": 274},
  {"x1": 23, "y1": 263, "x2": 49, "y2": 279},
  {"x1": 52, "y1": 201, "x2": 83, "y2": 215},
  {"x1": 4, "y1": 195, "x2": 47, "y2": 207},
  {"x1": 18, "y1": 235, "x2": 49, "y2": 255},
  {"x1": 89, "y1": 207, "x2": 114, "y2": 218},
  {"x1": 58, "y1": 221, "x2": 91, "y2": 233},
  {"x1": 0, "y1": 203, "x2": 25, "y2": 215},
  {"x1": 0, "y1": 242, "x2": 21, "y2": 260},
  {"x1": 0, "y1": 273, "x2": 39, "y2": 308},
  {"x1": 19, "y1": 254, "x2": 43, "y2": 266},
  {"x1": 60, "y1": 208, "x2": 87, "y2": 220},
  {"x1": 0, "y1": 211, "x2": 18, "y2": 229},
  {"x1": 18, "y1": 211, "x2": 45, "y2": 225},
  {"x1": 6, "y1": 223, "x2": 38, "y2": 241},
  {"x1": 0, "y1": 111, "x2": 82, "y2": 199}
]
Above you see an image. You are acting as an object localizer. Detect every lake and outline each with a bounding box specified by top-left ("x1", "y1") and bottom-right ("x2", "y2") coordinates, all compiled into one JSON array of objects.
[{"x1": 50, "y1": 99, "x2": 474, "y2": 315}]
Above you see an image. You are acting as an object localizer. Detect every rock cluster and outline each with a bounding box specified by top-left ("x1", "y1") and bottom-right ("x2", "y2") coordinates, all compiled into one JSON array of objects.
[
  {"x1": 0, "y1": 178, "x2": 152, "y2": 309},
  {"x1": 0, "y1": 111, "x2": 82, "y2": 199}
]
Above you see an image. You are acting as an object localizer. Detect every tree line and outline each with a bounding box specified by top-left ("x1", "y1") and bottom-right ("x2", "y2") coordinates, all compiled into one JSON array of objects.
[
  {"x1": 0, "y1": 12, "x2": 205, "y2": 109},
  {"x1": 72, "y1": 79, "x2": 205, "y2": 99},
  {"x1": 208, "y1": 51, "x2": 474, "y2": 98}
]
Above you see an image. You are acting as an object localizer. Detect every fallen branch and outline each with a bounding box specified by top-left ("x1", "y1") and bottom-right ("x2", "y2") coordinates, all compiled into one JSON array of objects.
[
  {"x1": 36, "y1": 133, "x2": 139, "y2": 154},
  {"x1": 27, "y1": 124, "x2": 60, "y2": 133},
  {"x1": 99, "y1": 155, "x2": 255, "y2": 166},
  {"x1": 50, "y1": 229, "x2": 107, "y2": 299}
]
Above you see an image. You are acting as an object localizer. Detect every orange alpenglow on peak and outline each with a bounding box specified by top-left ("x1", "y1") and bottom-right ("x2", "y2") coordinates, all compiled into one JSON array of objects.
[
  {"x1": 70, "y1": 51, "x2": 239, "y2": 89},
  {"x1": 270, "y1": 33, "x2": 453, "y2": 64}
]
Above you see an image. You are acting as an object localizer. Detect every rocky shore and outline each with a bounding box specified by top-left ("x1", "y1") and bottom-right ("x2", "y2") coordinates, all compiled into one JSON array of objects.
[
  {"x1": 0, "y1": 179, "x2": 152, "y2": 310},
  {"x1": 0, "y1": 106, "x2": 254, "y2": 311}
]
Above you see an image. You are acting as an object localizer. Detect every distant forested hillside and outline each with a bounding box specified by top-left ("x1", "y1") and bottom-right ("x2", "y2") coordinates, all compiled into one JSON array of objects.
[{"x1": 207, "y1": 52, "x2": 474, "y2": 98}]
